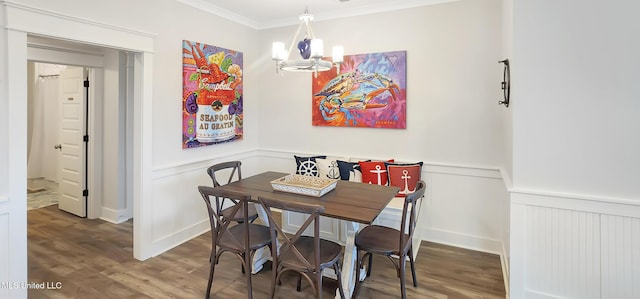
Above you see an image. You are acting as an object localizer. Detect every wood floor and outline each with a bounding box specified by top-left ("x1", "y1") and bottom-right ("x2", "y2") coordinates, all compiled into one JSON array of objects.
[{"x1": 28, "y1": 206, "x2": 506, "y2": 298}]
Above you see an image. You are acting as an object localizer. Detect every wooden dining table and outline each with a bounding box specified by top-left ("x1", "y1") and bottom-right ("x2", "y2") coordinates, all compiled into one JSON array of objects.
[{"x1": 215, "y1": 171, "x2": 400, "y2": 299}]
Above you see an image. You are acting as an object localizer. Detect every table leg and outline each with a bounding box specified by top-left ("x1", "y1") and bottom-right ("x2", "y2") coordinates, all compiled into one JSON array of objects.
[
  {"x1": 337, "y1": 221, "x2": 366, "y2": 299},
  {"x1": 251, "y1": 203, "x2": 278, "y2": 274}
]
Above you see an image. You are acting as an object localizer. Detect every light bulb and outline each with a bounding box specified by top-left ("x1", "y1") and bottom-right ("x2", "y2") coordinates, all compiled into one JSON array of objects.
[
  {"x1": 332, "y1": 46, "x2": 344, "y2": 63},
  {"x1": 310, "y1": 39, "x2": 324, "y2": 58}
]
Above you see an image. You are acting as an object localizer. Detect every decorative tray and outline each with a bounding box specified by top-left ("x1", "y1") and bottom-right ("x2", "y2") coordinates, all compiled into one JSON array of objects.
[{"x1": 270, "y1": 174, "x2": 338, "y2": 197}]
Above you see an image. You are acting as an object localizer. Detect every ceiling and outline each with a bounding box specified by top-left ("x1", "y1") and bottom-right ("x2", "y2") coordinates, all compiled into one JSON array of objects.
[{"x1": 176, "y1": 0, "x2": 457, "y2": 29}]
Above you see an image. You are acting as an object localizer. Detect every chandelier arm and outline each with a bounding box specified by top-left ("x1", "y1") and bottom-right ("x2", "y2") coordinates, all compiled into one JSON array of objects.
[
  {"x1": 304, "y1": 18, "x2": 315, "y2": 40},
  {"x1": 287, "y1": 21, "x2": 306, "y2": 58}
]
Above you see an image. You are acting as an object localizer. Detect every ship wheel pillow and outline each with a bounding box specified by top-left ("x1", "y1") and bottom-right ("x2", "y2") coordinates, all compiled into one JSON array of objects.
[
  {"x1": 294, "y1": 155, "x2": 327, "y2": 177},
  {"x1": 386, "y1": 162, "x2": 423, "y2": 197}
]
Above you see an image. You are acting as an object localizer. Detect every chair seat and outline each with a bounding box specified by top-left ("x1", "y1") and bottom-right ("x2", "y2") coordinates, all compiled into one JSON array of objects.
[
  {"x1": 221, "y1": 203, "x2": 259, "y2": 222},
  {"x1": 355, "y1": 225, "x2": 409, "y2": 256},
  {"x1": 220, "y1": 223, "x2": 272, "y2": 252},
  {"x1": 279, "y1": 236, "x2": 343, "y2": 271}
]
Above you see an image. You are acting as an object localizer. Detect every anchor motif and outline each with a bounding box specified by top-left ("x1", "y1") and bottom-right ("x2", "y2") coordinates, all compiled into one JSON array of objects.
[
  {"x1": 399, "y1": 169, "x2": 416, "y2": 195},
  {"x1": 367, "y1": 165, "x2": 387, "y2": 185},
  {"x1": 328, "y1": 160, "x2": 340, "y2": 179}
]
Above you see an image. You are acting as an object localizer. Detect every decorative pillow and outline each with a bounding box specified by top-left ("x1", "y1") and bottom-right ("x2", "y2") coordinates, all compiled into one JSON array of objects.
[
  {"x1": 336, "y1": 160, "x2": 367, "y2": 182},
  {"x1": 359, "y1": 160, "x2": 394, "y2": 185},
  {"x1": 386, "y1": 162, "x2": 424, "y2": 197},
  {"x1": 316, "y1": 157, "x2": 348, "y2": 180},
  {"x1": 294, "y1": 155, "x2": 326, "y2": 176}
]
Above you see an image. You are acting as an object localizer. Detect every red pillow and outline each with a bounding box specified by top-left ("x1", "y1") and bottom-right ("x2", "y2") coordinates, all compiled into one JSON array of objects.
[
  {"x1": 359, "y1": 160, "x2": 394, "y2": 185},
  {"x1": 387, "y1": 162, "x2": 423, "y2": 197}
]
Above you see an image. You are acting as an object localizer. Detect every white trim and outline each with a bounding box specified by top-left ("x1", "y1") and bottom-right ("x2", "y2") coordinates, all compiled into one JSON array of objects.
[
  {"x1": 87, "y1": 68, "x2": 104, "y2": 220},
  {"x1": 423, "y1": 227, "x2": 503, "y2": 255},
  {"x1": 500, "y1": 242, "x2": 510, "y2": 298},
  {"x1": 2, "y1": 1, "x2": 156, "y2": 261},
  {"x1": 175, "y1": 0, "x2": 460, "y2": 30},
  {"x1": 175, "y1": 0, "x2": 259, "y2": 29},
  {"x1": 99, "y1": 207, "x2": 129, "y2": 224},
  {"x1": 27, "y1": 45, "x2": 104, "y2": 68},
  {"x1": 150, "y1": 219, "x2": 210, "y2": 257},
  {"x1": 132, "y1": 51, "x2": 154, "y2": 260},
  {"x1": 3, "y1": 27, "x2": 29, "y2": 299},
  {"x1": 2, "y1": 0, "x2": 156, "y2": 52},
  {"x1": 500, "y1": 167, "x2": 513, "y2": 190},
  {"x1": 152, "y1": 148, "x2": 258, "y2": 179},
  {"x1": 425, "y1": 163, "x2": 501, "y2": 179},
  {"x1": 256, "y1": 148, "x2": 503, "y2": 179},
  {"x1": 511, "y1": 189, "x2": 640, "y2": 218}
]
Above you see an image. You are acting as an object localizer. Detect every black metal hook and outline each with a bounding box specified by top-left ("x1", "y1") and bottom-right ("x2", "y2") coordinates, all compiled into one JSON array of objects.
[{"x1": 499, "y1": 59, "x2": 510, "y2": 107}]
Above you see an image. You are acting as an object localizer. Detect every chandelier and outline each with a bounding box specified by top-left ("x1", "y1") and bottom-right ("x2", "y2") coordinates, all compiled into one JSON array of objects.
[{"x1": 271, "y1": 9, "x2": 343, "y2": 77}]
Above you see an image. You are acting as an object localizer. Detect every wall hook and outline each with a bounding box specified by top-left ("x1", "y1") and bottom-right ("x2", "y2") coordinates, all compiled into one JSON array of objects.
[{"x1": 499, "y1": 59, "x2": 510, "y2": 107}]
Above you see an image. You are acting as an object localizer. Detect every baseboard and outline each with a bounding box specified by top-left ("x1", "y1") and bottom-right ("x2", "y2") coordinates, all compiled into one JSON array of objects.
[
  {"x1": 151, "y1": 219, "x2": 210, "y2": 258},
  {"x1": 501, "y1": 241, "x2": 510, "y2": 298},
  {"x1": 525, "y1": 290, "x2": 563, "y2": 299},
  {"x1": 423, "y1": 227, "x2": 503, "y2": 255},
  {"x1": 99, "y1": 207, "x2": 130, "y2": 224}
]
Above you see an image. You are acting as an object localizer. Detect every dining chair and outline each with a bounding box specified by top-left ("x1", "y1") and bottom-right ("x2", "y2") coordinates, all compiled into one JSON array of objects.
[
  {"x1": 353, "y1": 180, "x2": 426, "y2": 299},
  {"x1": 207, "y1": 161, "x2": 259, "y2": 223},
  {"x1": 256, "y1": 196, "x2": 346, "y2": 299},
  {"x1": 198, "y1": 186, "x2": 272, "y2": 299}
]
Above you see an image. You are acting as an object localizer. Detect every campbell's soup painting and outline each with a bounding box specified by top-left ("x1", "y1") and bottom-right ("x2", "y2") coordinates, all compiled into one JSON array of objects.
[{"x1": 182, "y1": 40, "x2": 243, "y2": 148}]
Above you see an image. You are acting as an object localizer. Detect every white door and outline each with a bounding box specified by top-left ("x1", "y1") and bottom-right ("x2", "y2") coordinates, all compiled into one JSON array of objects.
[{"x1": 58, "y1": 67, "x2": 87, "y2": 217}]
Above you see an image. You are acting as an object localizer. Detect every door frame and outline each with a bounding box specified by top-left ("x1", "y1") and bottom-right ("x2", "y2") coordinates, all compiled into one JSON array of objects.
[{"x1": 2, "y1": 5, "x2": 157, "y2": 291}]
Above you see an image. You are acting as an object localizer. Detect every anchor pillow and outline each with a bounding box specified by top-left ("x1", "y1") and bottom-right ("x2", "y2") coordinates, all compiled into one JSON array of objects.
[
  {"x1": 386, "y1": 162, "x2": 423, "y2": 197},
  {"x1": 316, "y1": 157, "x2": 348, "y2": 180},
  {"x1": 359, "y1": 160, "x2": 394, "y2": 186},
  {"x1": 294, "y1": 155, "x2": 327, "y2": 177}
]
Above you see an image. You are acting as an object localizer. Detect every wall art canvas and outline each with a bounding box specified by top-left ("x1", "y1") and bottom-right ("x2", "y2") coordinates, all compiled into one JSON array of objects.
[
  {"x1": 182, "y1": 40, "x2": 243, "y2": 148},
  {"x1": 312, "y1": 50, "x2": 406, "y2": 128}
]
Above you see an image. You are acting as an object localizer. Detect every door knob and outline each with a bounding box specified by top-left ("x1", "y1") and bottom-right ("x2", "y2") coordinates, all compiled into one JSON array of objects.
[{"x1": 54, "y1": 144, "x2": 62, "y2": 150}]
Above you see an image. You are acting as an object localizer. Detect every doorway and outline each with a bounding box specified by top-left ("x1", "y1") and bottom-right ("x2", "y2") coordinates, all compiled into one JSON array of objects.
[
  {"x1": 3, "y1": 12, "x2": 155, "y2": 294},
  {"x1": 26, "y1": 62, "x2": 95, "y2": 217},
  {"x1": 26, "y1": 35, "x2": 119, "y2": 220}
]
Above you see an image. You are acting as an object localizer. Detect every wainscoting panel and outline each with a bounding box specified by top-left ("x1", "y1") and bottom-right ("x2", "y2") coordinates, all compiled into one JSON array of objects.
[
  {"x1": 601, "y1": 215, "x2": 640, "y2": 299},
  {"x1": 525, "y1": 206, "x2": 600, "y2": 299},
  {"x1": 0, "y1": 211, "x2": 8, "y2": 298},
  {"x1": 257, "y1": 149, "x2": 510, "y2": 255},
  {"x1": 511, "y1": 191, "x2": 640, "y2": 299},
  {"x1": 145, "y1": 148, "x2": 510, "y2": 285}
]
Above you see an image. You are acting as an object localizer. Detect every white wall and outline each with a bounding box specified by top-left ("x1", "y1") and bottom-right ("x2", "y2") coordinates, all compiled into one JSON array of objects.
[
  {"x1": 256, "y1": 0, "x2": 510, "y2": 254},
  {"x1": 258, "y1": 0, "x2": 507, "y2": 167},
  {"x1": 2, "y1": 1, "x2": 513, "y2": 296},
  {"x1": 500, "y1": 0, "x2": 514, "y2": 284},
  {"x1": 511, "y1": 0, "x2": 640, "y2": 298}
]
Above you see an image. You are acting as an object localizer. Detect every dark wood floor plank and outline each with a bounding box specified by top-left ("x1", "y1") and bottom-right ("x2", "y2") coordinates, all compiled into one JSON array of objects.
[{"x1": 28, "y1": 205, "x2": 505, "y2": 298}]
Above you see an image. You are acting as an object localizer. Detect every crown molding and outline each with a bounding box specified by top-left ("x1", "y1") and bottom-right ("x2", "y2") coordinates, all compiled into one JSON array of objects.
[{"x1": 176, "y1": 0, "x2": 459, "y2": 30}]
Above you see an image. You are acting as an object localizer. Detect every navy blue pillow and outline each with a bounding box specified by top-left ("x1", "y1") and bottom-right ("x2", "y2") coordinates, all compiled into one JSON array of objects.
[
  {"x1": 294, "y1": 155, "x2": 326, "y2": 176},
  {"x1": 336, "y1": 160, "x2": 369, "y2": 181}
]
